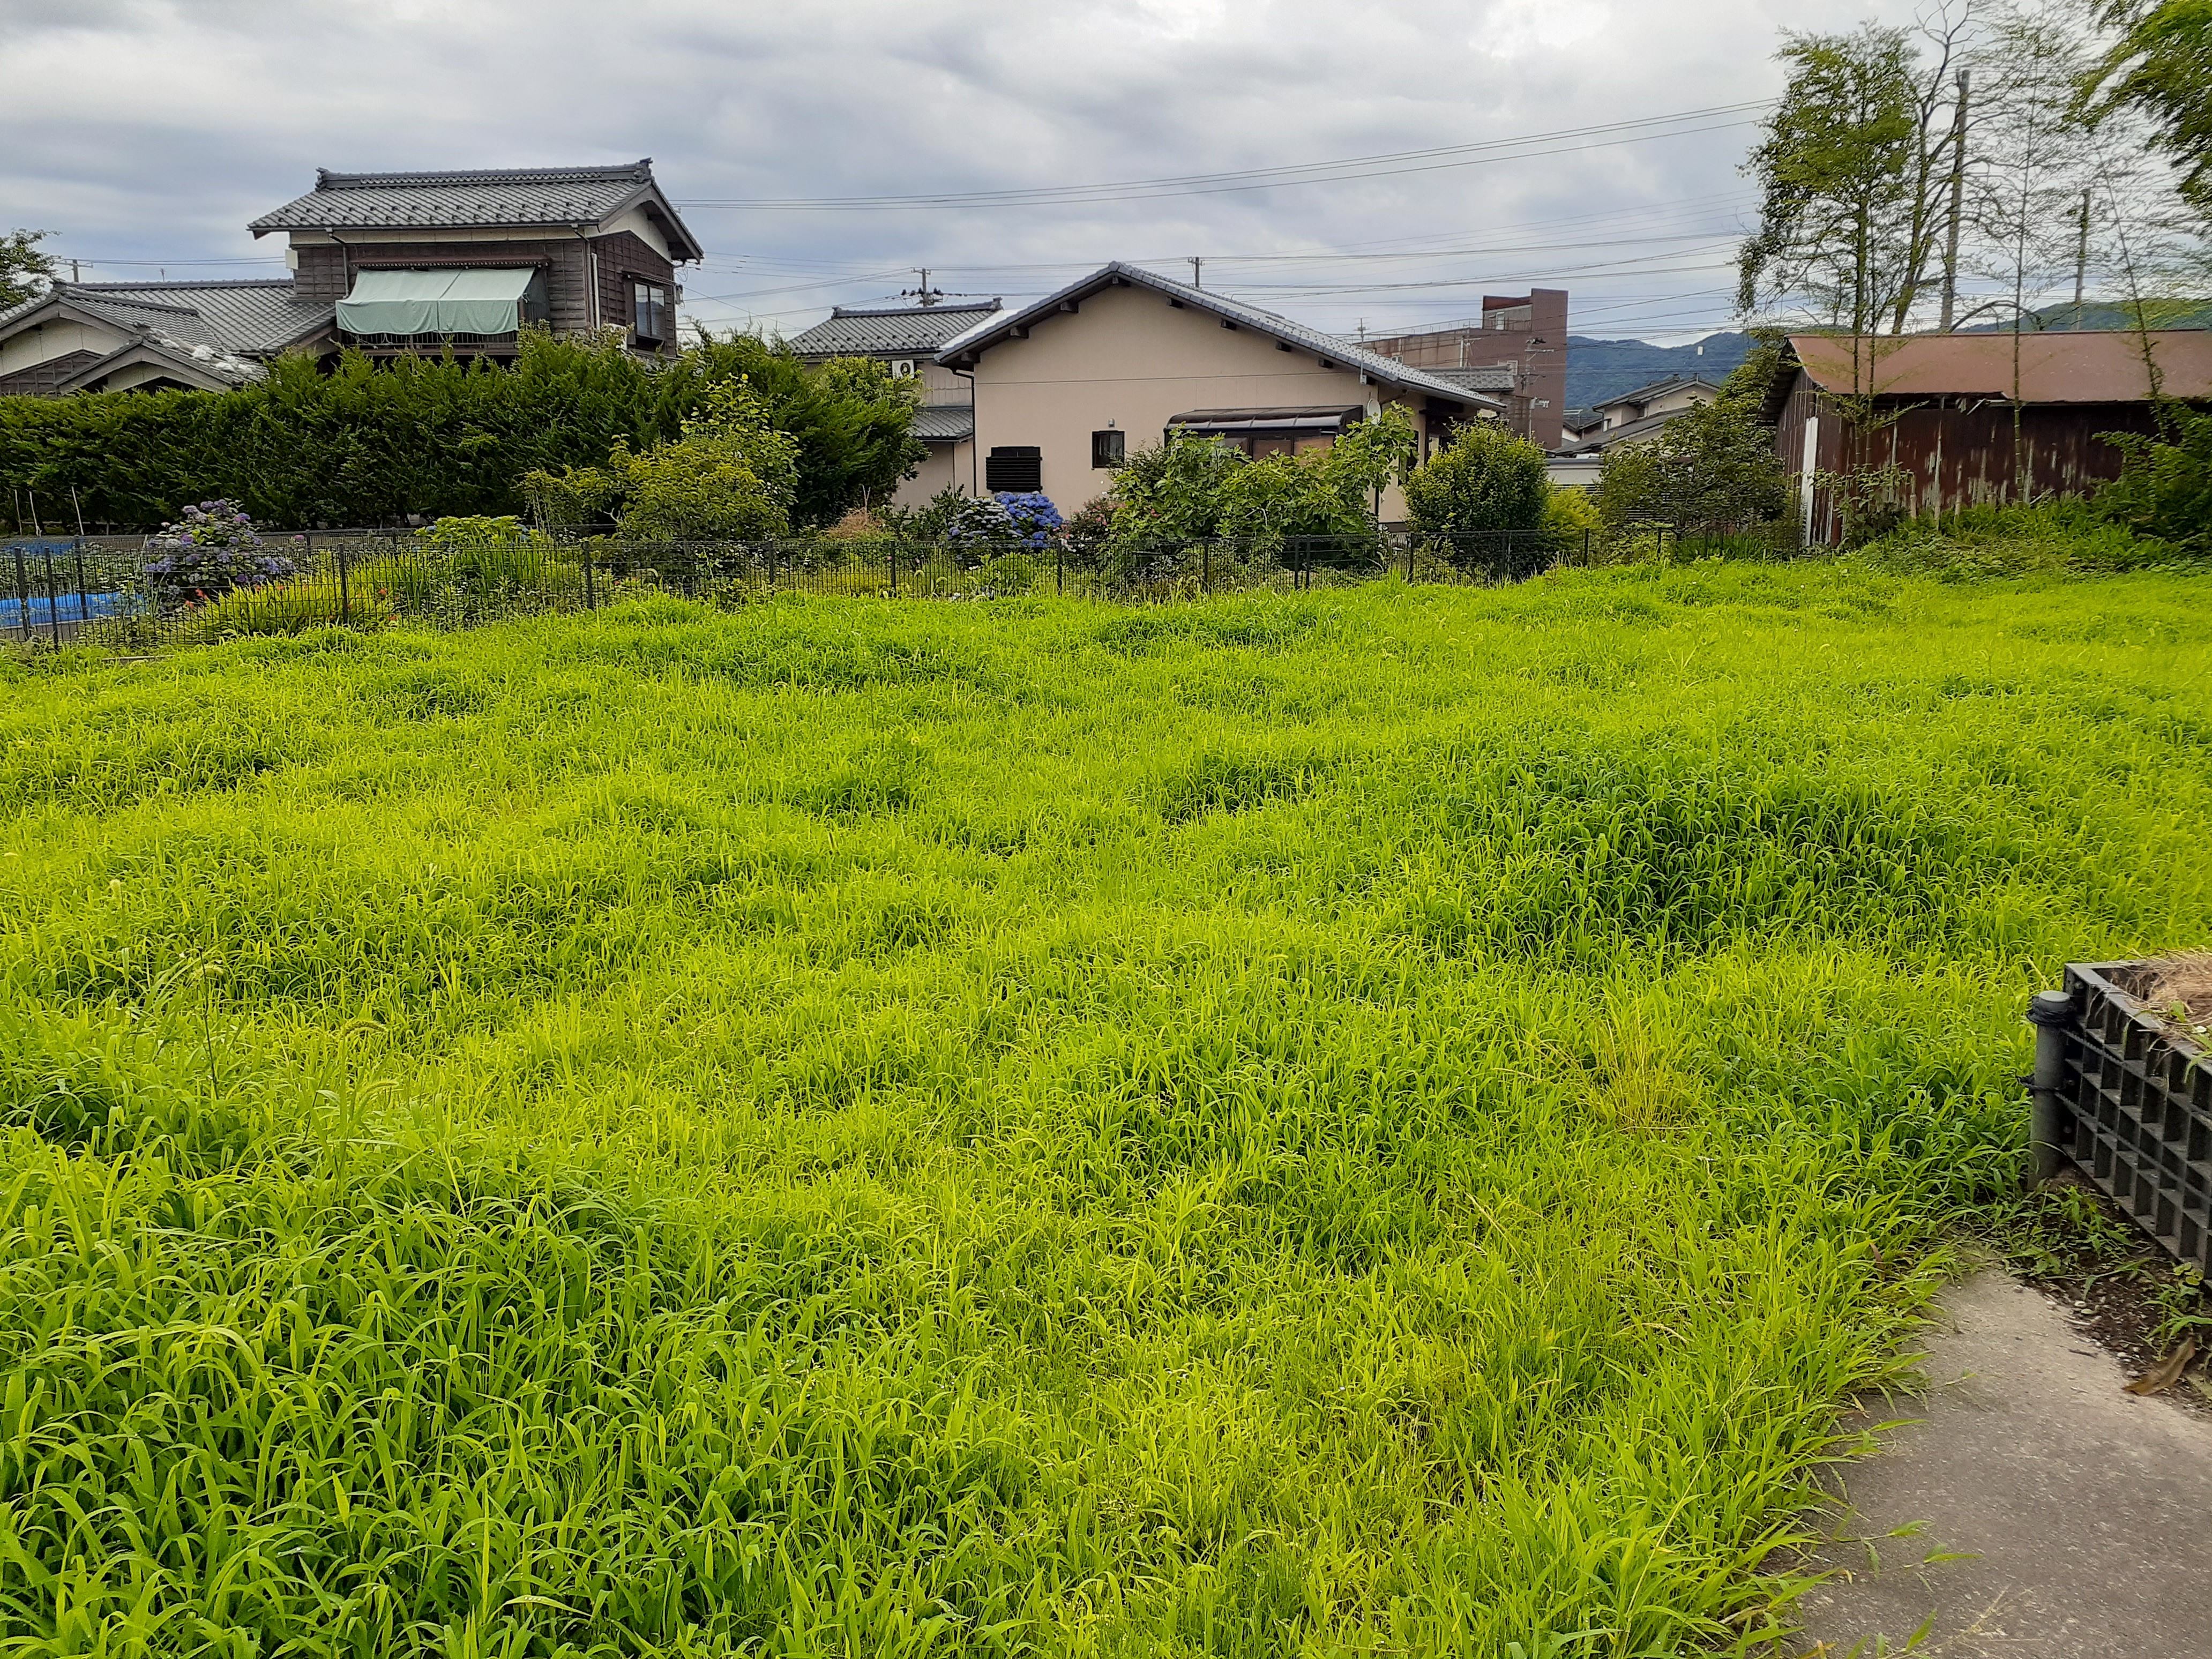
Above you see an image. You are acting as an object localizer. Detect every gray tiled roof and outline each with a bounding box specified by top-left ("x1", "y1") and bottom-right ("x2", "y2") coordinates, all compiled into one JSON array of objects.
[
  {"x1": 1421, "y1": 365, "x2": 1517, "y2": 394},
  {"x1": 911, "y1": 403, "x2": 974, "y2": 442},
  {"x1": 937, "y1": 263, "x2": 1506, "y2": 411},
  {"x1": 0, "y1": 280, "x2": 336, "y2": 386},
  {"x1": 1556, "y1": 405, "x2": 1700, "y2": 455},
  {"x1": 1596, "y1": 373, "x2": 1725, "y2": 412},
  {"x1": 56, "y1": 280, "x2": 333, "y2": 354},
  {"x1": 249, "y1": 161, "x2": 703, "y2": 259},
  {"x1": 789, "y1": 303, "x2": 1002, "y2": 357}
]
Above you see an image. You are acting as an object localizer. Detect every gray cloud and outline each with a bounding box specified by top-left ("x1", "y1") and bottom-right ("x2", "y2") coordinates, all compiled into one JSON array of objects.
[{"x1": 0, "y1": 0, "x2": 1929, "y2": 340}]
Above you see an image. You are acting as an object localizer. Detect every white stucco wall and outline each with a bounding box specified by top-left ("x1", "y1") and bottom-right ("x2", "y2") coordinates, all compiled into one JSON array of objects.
[
  {"x1": 962, "y1": 283, "x2": 1437, "y2": 519},
  {"x1": 891, "y1": 443, "x2": 963, "y2": 509},
  {"x1": 0, "y1": 318, "x2": 129, "y2": 378}
]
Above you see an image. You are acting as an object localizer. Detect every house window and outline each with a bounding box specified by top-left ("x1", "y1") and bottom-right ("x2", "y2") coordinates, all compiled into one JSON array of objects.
[
  {"x1": 985, "y1": 446, "x2": 1042, "y2": 491},
  {"x1": 1092, "y1": 429, "x2": 1125, "y2": 468},
  {"x1": 632, "y1": 281, "x2": 669, "y2": 345}
]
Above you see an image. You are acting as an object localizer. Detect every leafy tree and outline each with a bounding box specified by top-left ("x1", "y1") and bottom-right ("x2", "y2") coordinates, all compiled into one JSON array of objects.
[
  {"x1": 0, "y1": 229, "x2": 56, "y2": 311},
  {"x1": 521, "y1": 377, "x2": 799, "y2": 543},
  {"x1": 1106, "y1": 431, "x2": 1249, "y2": 543},
  {"x1": 731, "y1": 344, "x2": 927, "y2": 525},
  {"x1": 1215, "y1": 405, "x2": 1417, "y2": 558},
  {"x1": 1403, "y1": 420, "x2": 1550, "y2": 540},
  {"x1": 1739, "y1": 26, "x2": 1937, "y2": 340},
  {"x1": 2085, "y1": 0, "x2": 2212, "y2": 216},
  {"x1": 1595, "y1": 401, "x2": 1789, "y2": 542}
]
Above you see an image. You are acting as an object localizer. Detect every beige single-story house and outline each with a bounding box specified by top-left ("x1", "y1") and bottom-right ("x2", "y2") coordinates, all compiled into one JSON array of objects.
[{"x1": 934, "y1": 263, "x2": 1506, "y2": 520}]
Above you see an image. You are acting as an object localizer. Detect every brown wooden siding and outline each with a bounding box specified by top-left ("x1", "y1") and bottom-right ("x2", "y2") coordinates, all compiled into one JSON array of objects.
[
  {"x1": 1775, "y1": 371, "x2": 2161, "y2": 543},
  {"x1": 589, "y1": 231, "x2": 678, "y2": 357}
]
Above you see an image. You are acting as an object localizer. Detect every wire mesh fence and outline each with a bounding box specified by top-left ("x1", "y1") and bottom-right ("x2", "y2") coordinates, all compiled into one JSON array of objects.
[{"x1": 3, "y1": 524, "x2": 1735, "y2": 653}]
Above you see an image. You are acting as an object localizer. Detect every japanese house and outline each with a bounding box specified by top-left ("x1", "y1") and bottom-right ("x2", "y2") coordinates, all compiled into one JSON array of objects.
[
  {"x1": 933, "y1": 262, "x2": 1505, "y2": 520},
  {"x1": 0, "y1": 161, "x2": 703, "y2": 397}
]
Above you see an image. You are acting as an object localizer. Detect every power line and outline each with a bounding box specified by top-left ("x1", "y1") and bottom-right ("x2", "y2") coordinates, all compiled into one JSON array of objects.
[{"x1": 677, "y1": 103, "x2": 1770, "y2": 211}]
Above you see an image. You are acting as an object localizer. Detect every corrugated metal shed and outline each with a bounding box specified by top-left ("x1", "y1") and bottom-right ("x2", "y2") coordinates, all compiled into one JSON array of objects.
[
  {"x1": 1772, "y1": 328, "x2": 2212, "y2": 543},
  {"x1": 1788, "y1": 330, "x2": 2212, "y2": 403}
]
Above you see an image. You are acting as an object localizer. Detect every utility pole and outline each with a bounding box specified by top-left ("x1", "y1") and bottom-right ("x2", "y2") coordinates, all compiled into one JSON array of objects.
[
  {"x1": 907, "y1": 268, "x2": 940, "y2": 307},
  {"x1": 69, "y1": 259, "x2": 80, "y2": 284},
  {"x1": 1188, "y1": 257, "x2": 1202, "y2": 289},
  {"x1": 2072, "y1": 191, "x2": 2091, "y2": 327},
  {"x1": 1938, "y1": 68, "x2": 1970, "y2": 332}
]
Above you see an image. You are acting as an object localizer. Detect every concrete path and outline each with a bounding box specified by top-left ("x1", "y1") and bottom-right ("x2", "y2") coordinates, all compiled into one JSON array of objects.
[{"x1": 1790, "y1": 1271, "x2": 2212, "y2": 1658}]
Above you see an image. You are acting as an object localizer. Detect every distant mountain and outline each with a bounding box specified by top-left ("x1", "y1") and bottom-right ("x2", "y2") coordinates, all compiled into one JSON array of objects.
[
  {"x1": 1960, "y1": 300, "x2": 2212, "y2": 332},
  {"x1": 1565, "y1": 332, "x2": 1753, "y2": 413}
]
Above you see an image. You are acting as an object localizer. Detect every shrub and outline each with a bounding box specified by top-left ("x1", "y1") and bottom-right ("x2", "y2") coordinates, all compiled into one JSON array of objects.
[
  {"x1": 994, "y1": 491, "x2": 1064, "y2": 548},
  {"x1": 944, "y1": 495, "x2": 1018, "y2": 548},
  {"x1": 143, "y1": 500, "x2": 296, "y2": 602},
  {"x1": 521, "y1": 378, "x2": 801, "y2": 544},
  {"x1": 1404, "y1": 422, "x2": 1550, "y2": 542},
  {"x1": 2098, "y1": 403, "x2": 2212, "y2": 548},
  {"x1": 1064, "y1": 494, "x2": 1115, "y2": 565},
  {"x1": 1543, "y1": 485, "x2": 1604, "y2": 562},
  {"x1": 1, "y1": 329, "x2": 921, "y2": 532},
  {"x1": 878, "y1": 484, "x2": 968, "y2": 543},
  {"x1": 1595, "y1": 400, "x2": 1789, "y2": 543},
  {"x1": 1854, "y1": 499, "x2": 2190, "y2": 577},
  {"x1": 172, "y1": 578, "x2": 393, "y2": 643}
]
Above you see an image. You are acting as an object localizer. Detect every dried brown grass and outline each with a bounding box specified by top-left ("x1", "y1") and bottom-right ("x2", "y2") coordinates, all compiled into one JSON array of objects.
[{"x1": 2142, "y1": 952, "x2": 2212, "y2": 1032}]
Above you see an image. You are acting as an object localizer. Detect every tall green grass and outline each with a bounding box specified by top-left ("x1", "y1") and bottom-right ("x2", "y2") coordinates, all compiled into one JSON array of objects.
[{"x1": 1, "y1": 561, "x2": 2208, "y2": 1656}]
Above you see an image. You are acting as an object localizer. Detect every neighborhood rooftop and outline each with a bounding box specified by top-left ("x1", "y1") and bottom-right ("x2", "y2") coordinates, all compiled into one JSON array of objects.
[
  {"x1": 248, "y1": 160, "x2": 704, "y2": 260},
  {"x1": 1787, "y1": 330, "x2": 2212, "y2": 403},
  {"x1": 936, "y1": 261, "x2": 1509, "y2": 411},
  {"x1": 787, "y1": 302, "x2": 1003, "y2": 357}
]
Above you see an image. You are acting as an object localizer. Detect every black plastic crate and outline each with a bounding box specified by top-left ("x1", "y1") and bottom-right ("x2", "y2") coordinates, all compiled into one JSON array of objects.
[{"x1": 2034, "y1": 962, "x2": 2212, "y2": 1275}]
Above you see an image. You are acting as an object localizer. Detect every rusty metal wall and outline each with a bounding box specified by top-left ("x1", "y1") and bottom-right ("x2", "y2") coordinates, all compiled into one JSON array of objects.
[{"x1": 1776, "y1": 371, "x2": 2161, "y2": 544}]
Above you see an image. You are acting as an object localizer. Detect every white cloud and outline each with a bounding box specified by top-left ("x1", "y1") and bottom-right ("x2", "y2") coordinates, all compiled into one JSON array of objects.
[{"x1": 0, "y1": 0, "x2": 1935, "y2": 341}]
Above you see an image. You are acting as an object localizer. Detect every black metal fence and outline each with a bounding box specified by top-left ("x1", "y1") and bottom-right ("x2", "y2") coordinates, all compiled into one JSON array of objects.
[{"x1": 5, "y1": 525, "x2": 1693, "y2": 653}]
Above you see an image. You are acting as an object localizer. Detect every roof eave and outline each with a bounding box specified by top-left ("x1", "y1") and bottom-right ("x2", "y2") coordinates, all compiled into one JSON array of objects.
[{"x1": 935, "y1": 260, "x2": 1503, "y2": 410}]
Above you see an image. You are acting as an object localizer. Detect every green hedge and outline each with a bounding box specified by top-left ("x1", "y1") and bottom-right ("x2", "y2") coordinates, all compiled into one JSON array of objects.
[{"x1": 0, "y1": 330, "x2": 923, "y2": 532}]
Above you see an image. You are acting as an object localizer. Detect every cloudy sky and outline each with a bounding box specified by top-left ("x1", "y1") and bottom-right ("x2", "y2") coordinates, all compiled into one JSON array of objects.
[{"x1": 5, "y1": 0, "x2": 1938, "y2": 344}]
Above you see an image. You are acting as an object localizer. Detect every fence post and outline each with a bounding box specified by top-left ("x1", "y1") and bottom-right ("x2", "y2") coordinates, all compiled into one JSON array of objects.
[
  {"x1": 74, "y1": 543, "x2": 90, "y2": 625},
  {"x1": 889, "y1": 544, "x2": 898, "y2": 596},
  {"x1": 1056, "y1": 541, "x2": 1064, "y2": 598},
  {"x1": 1404, "y1": 535, "x2": 1414, "y2": 583},
  {"x1": 12, "y1": 544, "x2": 30, "y2": 644},
  {"x1": 2026, "y1": 989, "x2": 2077, "y2": 1189},
  {"x1": 337, "y1": 539, "x2": 351, "y2": 626},
  {"x1": 584, "y1": 548, "x2": 596, "y2": 609},
  {"x1": 41, "y1": 550, "x2": 61, "y2": 647},
  {"x1": 1202, "y1": 542, "x2": 1211, "y2": 595}
]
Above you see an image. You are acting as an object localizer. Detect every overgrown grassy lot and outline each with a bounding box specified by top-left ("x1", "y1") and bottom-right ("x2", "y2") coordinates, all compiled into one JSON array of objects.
[{"x1": 2, "y1": 563, "x2": 2207, "y2": 1658}]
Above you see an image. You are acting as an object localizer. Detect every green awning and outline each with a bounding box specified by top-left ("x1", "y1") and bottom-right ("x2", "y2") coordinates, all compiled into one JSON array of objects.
[{"x1": 336, "y1": 267, "x2": 533, "y2": 336}]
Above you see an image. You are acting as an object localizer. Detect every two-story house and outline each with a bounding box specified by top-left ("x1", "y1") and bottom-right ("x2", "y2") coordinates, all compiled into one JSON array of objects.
[{"x1": 0, "y1": 161, "x2": 702, "y2": 397}]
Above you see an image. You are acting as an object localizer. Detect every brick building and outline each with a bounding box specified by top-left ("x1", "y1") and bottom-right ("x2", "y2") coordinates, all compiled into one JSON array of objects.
[{"x1": 1358, "y1": 289, "x2": 1568, "y2": 450}]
